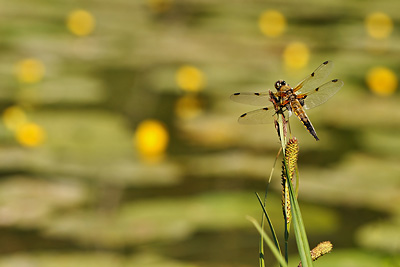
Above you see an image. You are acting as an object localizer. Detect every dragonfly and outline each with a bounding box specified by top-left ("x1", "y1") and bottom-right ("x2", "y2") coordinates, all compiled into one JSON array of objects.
[{"x1": 230, "y1": 60, "x2": 344, "y2": 141}]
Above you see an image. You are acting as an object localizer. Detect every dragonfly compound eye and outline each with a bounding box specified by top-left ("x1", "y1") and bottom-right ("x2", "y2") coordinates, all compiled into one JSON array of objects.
[{"x1": 275, "y1": 80, "x2": 286, "y2": 90}]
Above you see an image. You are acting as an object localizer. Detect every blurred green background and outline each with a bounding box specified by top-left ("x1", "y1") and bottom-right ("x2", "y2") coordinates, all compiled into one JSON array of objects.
[{"x1": 0, "y1": 0, "x2": 400, "y2": 266}]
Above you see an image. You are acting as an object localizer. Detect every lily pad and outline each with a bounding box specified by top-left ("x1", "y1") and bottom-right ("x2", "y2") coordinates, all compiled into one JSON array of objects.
[
  {"x1": 0, "y1": 176, "x2": 86, "y2": 228},
  {"x1": 356, "y1": 216, "x2": 400, "y2": 254}
]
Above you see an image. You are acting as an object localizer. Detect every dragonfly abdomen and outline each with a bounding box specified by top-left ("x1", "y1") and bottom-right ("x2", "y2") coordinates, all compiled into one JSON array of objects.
[{"x1": 291, "y1": 99, "x2": 319, "y2": 141}]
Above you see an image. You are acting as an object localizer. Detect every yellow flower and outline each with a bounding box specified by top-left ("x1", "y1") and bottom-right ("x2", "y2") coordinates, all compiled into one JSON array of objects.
[
  {"x1": 67, "y1": 9, "x2": 95, "y2": 36},
  {"x1": 366, "y1": 66, "x2": 397, "y2": 96},
  {"x1": 15, "y1": 58, "x2": 45, "y2": 84},
  {"x1": 2, "y1": 106, "x2": 28, "y2": 131},
  {"x1": 174, "y1": 94, "x2": 203, "y2": 120},
  {"x1": 134, "y1": 120, "x2": 169, "y2": 162},
  {"x1": 259, "y1": 10, "x2": 286, "y2": 38},
  {"x1": 283, "y1": 42, "x2": 310, "y2": 70},
  {"x1": 175, "y1": 65, "x2": 205, "y2": 92},
  {"x1": 16, "y1": 122, "x2": 46, "y2": 147},
  {"x1": 365, "y1": 12, "x2": 393, "y2": 40}
]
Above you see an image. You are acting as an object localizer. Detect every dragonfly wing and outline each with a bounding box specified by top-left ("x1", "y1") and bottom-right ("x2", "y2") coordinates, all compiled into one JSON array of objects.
[
  {"x1": 294, "y1": 61, "x2": 334, "y2": 93},
  {"x1": 230, "y1": 92, "x2": 271, "y2": 106},
  {"x1": 303, "y1": 79, "x2": 344, "y2": 110},
  {"x1": 237, "y1": 106, "x2": 276, "y2": 124}
]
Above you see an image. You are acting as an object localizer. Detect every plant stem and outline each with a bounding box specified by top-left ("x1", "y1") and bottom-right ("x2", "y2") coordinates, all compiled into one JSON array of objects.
[{"x1": 278, "y1": 113, "x2": 313, "y2": 267}]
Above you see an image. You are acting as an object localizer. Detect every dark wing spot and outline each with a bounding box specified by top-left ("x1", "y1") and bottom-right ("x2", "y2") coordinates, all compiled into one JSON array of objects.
[
  {"x1": 315, "y1": 87, "x2": 319, "y2": 91},
  {"x1": 332, "y1": 79, "x2": 338, "y2": 82},
  {"x1": 323, "y1": 60, "x2": 329, "y2": 65},
  {"x1": 240, "y1": 113, "x2": 247, "y2": 118},
  {"x1": 311, "y1": 72, "x2": 315, "y2": 77},
  {"x1": 262, "y1": 107, "x2": 269, "y2": 110},
  {"x1": 254, "y1": 92, "x2": 260, "y2": 96},
  {"x1": 233, "y1": 93, "x2": 240, "y2": 95}
]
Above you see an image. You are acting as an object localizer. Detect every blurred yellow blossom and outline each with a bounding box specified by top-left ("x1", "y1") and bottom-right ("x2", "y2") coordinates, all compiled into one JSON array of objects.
[
  {"x1": 259, "y1": 10, "x2": 286, "y2": 38},
  {"x1": 176, "y1": 65, "x2": 205, "y2": 92},
  {"x1": 175, "y1": 94, "x2": 203, "y2": 120},
  {"x1": 283, "y1": 42, "x2": 310, "y2": 70},
  {"x1": 15, "y1": 58, "x2": 45, "y2": 84},
  {"x1": 365, "y1": 12, "x2": 393, "y2": 40},
  {"x1": 366, "y1": 66, "x2": 397, "y2": 96},
  {"x1": 2, "y1": 106, "x2": 28, "y2": 131},
  {"x1": 147, "y1": 0, "x2": 173, "y2": 13},
  {"x1": 134, "y1": 119, "x2": 169, "y2": 162},
  {"x1": 67, "y1": 9, "x2": 95, "y2": 36},
  {"x1": 16, "y1": 122, "x2": 46, "y2": 147}
]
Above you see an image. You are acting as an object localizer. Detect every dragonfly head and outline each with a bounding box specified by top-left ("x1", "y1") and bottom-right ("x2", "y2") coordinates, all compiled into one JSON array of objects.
[{"x1": 274, "y1": 80, "x2": 287, "y2": 91}]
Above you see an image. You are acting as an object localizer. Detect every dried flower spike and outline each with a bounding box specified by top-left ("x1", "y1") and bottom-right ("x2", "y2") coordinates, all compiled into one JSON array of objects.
[
  {"x1": 281, "y1": 138, "x2": 299, "y2": 224},
  {"x1": 298, "y1": 241, "x2": 333, "y2": 267}
]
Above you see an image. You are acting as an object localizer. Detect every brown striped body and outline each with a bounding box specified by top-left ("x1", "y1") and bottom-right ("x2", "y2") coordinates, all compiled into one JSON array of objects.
[{"x1": 276, "y1": 83, "x2": 319, "y2": 141}]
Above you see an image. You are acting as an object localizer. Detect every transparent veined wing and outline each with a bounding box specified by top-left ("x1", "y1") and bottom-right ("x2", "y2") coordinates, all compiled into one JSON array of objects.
[
  {"x1": 230, "y1": 92, "x2": 271, "y2": 106},
  {"x1": 237, "y1": 105, "x2": 278, "y2": 124},
  {"x1": 294, "y1": 61, "x2": 334, "y2": 93},
  {"x1": 302, "y1": 79, "x2": 344, "y2": 110}
]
